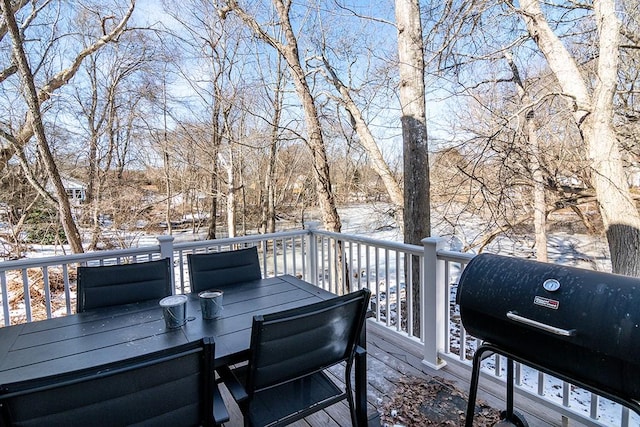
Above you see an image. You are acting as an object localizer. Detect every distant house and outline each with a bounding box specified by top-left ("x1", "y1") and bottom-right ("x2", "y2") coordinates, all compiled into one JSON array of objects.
[
  {"x1": 46, "y1": 177, "x2": 87, "y2": 203},
  {"x1": 62, "y1": 178, "x2": 87, "y2": 202}
]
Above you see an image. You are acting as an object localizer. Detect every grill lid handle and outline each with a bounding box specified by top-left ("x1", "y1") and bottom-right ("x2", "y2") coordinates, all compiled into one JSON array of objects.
[{"x1": 506, "y1": 311, "x2": 577, "y2": 337}]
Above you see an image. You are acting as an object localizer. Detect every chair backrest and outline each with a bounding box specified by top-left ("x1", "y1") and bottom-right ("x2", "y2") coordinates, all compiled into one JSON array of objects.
[
  {"x1": 187, "y1": 246, "x2": 261, "y2": 293},
  {"x1": 76, "y1": 258, "x2": 173, "y2": 313},
  {"x1": 0, "y1": 337, "x2": 216, "y2": 427},
  {"x1": 246, "y1": 288, "x2": 371, "y2": 393}
]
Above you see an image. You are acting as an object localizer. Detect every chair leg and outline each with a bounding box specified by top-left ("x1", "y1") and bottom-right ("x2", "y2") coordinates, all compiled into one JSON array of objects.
[{"x1": 354, "y1": 346, "x2": 368, "y2": 426}]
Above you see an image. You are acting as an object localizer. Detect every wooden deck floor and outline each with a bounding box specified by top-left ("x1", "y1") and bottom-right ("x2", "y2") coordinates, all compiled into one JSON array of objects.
[{"x1": 218, "y1": 322, "x2": 580, "y2": 427}]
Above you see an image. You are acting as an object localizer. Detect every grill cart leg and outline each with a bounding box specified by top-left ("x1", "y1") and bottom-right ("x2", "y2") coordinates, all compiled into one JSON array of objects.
[
  {"x1": 465, "y1": 344, "x2": 492, "y2": 427},
  {"x1": 465, "y1": 344, "x2": 529, "y2": 427},
  {"x1": 506, "y1": 358, "x2": 514, "y2": 418},
  {"x1": 498, "y1": 357, "x2": 529, "y2": 426}
]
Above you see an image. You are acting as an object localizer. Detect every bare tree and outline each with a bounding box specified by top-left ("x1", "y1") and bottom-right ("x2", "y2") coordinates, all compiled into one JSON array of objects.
[
  {"x1": 0, "y1": 2, "x2": 135, "y2": 172},
  {"x1": 516, "y1": 0, "x2": 640, "y2": 275},
  {"x1": 0, "y1": 1, "x2": 135, "y2": 253},
  {"x1": 74, "y1": 35, "x2": 152, "y2": 249},
  {"x1": 222, "y1": 0, "x2": 342, "y2": 234},
  {"x1": 164, "y1": 0, "x2": 251, "y2": 239},
  {"x1": 1, "y1": 0, "x2": 82, "y2": 252}
]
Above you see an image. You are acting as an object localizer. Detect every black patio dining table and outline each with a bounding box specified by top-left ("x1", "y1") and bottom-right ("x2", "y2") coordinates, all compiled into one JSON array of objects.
[{"x1": 0, "y1": 274, "x2": 370, "y2": 425}]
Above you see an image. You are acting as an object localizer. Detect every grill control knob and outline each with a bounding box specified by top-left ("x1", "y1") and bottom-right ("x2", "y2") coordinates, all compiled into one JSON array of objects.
[{"x1": 543, "y1": 278, "x2": 560, "y2": 292}]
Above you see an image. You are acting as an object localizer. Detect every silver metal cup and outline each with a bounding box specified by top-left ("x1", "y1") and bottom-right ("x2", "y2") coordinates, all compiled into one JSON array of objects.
[
  {"x1": 159, "y1": 294, "x2": 188, "y2": 328},
  {"x1": 199, "y1": 290, "x2": 223, "y2": 319}
]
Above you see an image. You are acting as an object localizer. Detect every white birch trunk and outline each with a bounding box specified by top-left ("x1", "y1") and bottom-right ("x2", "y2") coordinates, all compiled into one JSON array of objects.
[
  {"x1": 519, "y1": 0, "x2": 640, "y2": 275},
  {"x1": 505, "y1": 52, "x2": 548, "y2": 261},
  {"x1": 322, "y1": 58, "x2": 405, "y2": 225},
  {"x1": 219, "y1": 150, "x2": 236, "y2": 238}
]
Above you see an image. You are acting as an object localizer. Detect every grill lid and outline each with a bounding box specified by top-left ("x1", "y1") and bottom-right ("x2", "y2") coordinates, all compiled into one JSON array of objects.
[{"x1": 457, "y1": 253, "x2": 640, "y2": 401}]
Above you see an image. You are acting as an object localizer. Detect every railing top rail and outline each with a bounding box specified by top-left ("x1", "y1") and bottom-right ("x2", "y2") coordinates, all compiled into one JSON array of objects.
[
  {"x1": 0, "y1": 245, "x2": 161, "y2": 271},
  {"x1": 172, "y1": 230, "x2": 309, "y2": 251},
  {"x1": 311, "y1": 229, "x2": 424, "y2": 255},
  {"x1": 436, "y1": 250, "x2": 474, "y2": 264}
]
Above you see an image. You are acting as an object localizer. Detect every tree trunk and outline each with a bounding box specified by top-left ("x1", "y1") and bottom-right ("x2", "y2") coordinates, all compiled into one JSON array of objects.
[
  {"x1": 505, "y1": 52, "x2": 548, "y2": 261},
  {"x1": 322, "y1": 57, "x2": 405, "y2": 226},
  {"x1": 519, "y1": 0, "x2": 640, "y2": 275},
  {"x1": 163, "y1": 149, "x2": 172, "y2": 235},
  {"x1": 262, "y1": 57, "x2": 283, "y2": 235},
  {"x1": 396, "y1": 0, "x2": 430, "y2": 243},
  {"x1": 529, "y1": 116, "x2": 548, "y2": 262},
  {"x1": 221, "y1": 150, "x2": 237, "y2": 238},
  {"x1": 2, "y1": 0, "x2": 83, "y2": 253},
  {"x1": 207, "y1": 170, "x2": 218, "y2": 240},
  {"x1": 396, "y1": 0, "x2": 430, "y2": 337},
  {"x1": 264, "y1": 138, "x2": 277, "y2": 234}
]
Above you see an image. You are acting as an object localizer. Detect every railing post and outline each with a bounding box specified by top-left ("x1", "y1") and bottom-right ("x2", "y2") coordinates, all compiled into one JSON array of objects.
[
  {"x1": 157, "y1": 235, "x2": 176, "y2": 292},
  {"x1": 422, "y1": 236, "x2": 447, "y2": 369},
  {"x1": 305, "y1": 222, "x2": 319, "y2": 286}
]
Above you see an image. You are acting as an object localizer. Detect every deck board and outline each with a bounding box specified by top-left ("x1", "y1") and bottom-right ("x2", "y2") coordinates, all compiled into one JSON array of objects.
[{"x1": 218, "y1": 324, "x2": 574, "y2": 426}]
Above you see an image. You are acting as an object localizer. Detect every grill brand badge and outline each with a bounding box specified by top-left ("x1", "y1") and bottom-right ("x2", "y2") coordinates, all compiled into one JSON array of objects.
[{"x1": 534, "y1": 295, "x2": 559, "y2": 310}]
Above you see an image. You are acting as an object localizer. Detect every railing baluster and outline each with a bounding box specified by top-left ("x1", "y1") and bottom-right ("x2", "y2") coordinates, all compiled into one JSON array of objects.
[
  {"x1": 443, "y1": 260, "x2": 451, "y2": 353},
  {"x1": 21, "y1": 269, "x2": 31, "y2": 323},
  {"x1": 621, "y1": 406, "x2": 629, "y2": 427},
  {"x1": 589, "y1": 392, "x2": 598, "y2": 420},
  {"x1": 292, "y1": 237, "x2": 296, "y2": 276},
  {"x1": 300, "y1": 235, "x2": 306, "y2": 279},
  {"x1": 395, "y1": 251, "x2": 401, "y2": 332},
  {"x1": 356, "y1": 243, "x2": 362, "y2": 290},
  {"x1": 407, "y1": 253, "x2": 414, "y2": 337},
  {"x1": 538, "y1": 371, "x2": 545, "y2": 396},
  {"x1": 1, "y1": 271, "x2": 9, "y2": 326},
  {"x1": 282, "y1": 237, "x2": 288, "y2": 275},
  {"x1": 177, "y1": 249, "x2": 186, "y2": 294},
  {"x1": 42, "y1": 266, "x2": 52, "y2": 319},
  {"x1": 459, "y1": 324, "x2": 467, "y2": 361},
  {"x1": 63, "y1": 263, "x2": 72, "y2": 315},
  {"x1": 321, "y1": 236, "x2": 327, "y2": 291}
]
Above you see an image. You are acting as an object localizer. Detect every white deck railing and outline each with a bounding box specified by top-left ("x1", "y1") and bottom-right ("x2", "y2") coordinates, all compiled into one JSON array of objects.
[{"x1": 0, "y1": 229, "x2": 636, "y2": 426}]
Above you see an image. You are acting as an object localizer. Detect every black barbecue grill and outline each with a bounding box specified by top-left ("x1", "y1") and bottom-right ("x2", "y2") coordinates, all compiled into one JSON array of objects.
[{"x1": 456, "y1": 253, "x2": 640, "y2": 426}]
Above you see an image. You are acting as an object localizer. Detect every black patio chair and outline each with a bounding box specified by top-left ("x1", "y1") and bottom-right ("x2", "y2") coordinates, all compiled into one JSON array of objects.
[
  {"x1": 76, "y1": 257, "x2": 173, "y2": 313},
  {"x1": 219, "y1": 288, "x2": 371, "y2": 427},
  {"x1": 187, "y1": 246, "x2": 261, "y2": 293},
  {"x1": 0, "y1": 337, "x2": 229, "y2": 427}
]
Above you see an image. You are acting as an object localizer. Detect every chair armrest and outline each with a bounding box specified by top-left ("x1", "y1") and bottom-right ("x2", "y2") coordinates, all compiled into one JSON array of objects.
[
  {"x1": 212, "y1": 385, "x2": 230, "y2": 425},
  {"x1": 217, "y1": 365, "x2": 249, "y2": 403}
]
